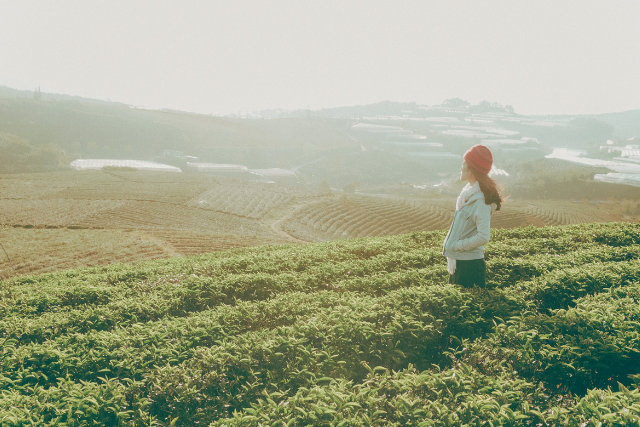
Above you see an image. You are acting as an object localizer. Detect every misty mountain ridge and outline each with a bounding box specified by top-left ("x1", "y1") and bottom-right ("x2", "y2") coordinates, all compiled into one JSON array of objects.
[
  {"x1": 1, "y1": 85, "x2": 639, "y2": 196},
  {"x1": 0, "y1": 85, "x2": 119, "y2": 106},
  {"x1": 3, "y1": 85, "x2": 638, "y2": 133}
]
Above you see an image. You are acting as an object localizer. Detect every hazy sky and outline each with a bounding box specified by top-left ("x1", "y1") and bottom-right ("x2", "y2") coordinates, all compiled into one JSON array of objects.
[{"x1": 1, "y1": 1, "x2": 639, "y2": 116}]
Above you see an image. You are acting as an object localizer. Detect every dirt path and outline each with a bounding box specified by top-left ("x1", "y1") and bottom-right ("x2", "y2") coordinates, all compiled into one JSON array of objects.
[
  {"x1": 271, "y1": 219, "x2": 310, "y2": 243},
  {"x1": 134, "y1": 231, "x2": 184, "y2": 257}
]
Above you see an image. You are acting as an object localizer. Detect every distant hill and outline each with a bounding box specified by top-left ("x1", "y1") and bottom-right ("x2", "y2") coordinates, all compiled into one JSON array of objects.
[
  {"x1": 262, "y1": 99, "x2": 514, "y2": 119},
  {"x1": 261, "y1": 101, "x2": 428, "y2": 119},
  {"x1": 0, "y1": 132, "x2": 68, "y2": 173},
  {"x1": 273, "y1": 100, "x2": 640, "y2": 143},
  {"x1": 0, "y1": 94, "x2": 357, "y2": 167},
  {"x1": 588, "y1": 109, "x2": 640, "y2": 138},
  {"x1": 0, "y1": 85, "x2": 115, "y2": 105},
  {"x1": 2, "y1": 86, "x2": 639, "y2": 192}
]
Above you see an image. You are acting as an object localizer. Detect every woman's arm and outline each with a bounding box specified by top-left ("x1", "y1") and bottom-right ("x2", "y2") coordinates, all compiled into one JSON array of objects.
[{"x1": 448, "y1": 204, "x2": 492, "y2": 252}]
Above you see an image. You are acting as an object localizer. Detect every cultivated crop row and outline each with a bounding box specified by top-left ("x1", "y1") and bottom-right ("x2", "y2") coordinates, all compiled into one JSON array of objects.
[
  {"x1": 79, "y1": 200, "x2": 270, "y2": 235},
  {"x1": 0, "y1": 198, "x2": 127, "y2": 228},
  {"x1": 520, "y1": 203, "x2": 593, "y2": 226},
  {"x1": 40, "y1": 173, "x2": 211, "y2": 204},
  {"x1": 280, "y1": 196, "x2": 624, "y2": 243},
  {"x1": 4, "y1": 222, "x2": 636, "y2": 318},
  {"x1": 145, "y1": 231, "x2": 290, "y2": 257},
  {"x1": 281, "y1": 196, "x2": 454, "y2": 241},
  {"x1": 1, "y1": 222, "x2": 640, "y2": 425},
  {"x1": 188, "y1": 181, "x2": 315, "y2": 219},
  {"x1": 0, "y1": 171, "x2": 121, "y2": 199},
  {"x1": 489, "y1": 209, "x2": 532, "y2": 229},
  {"x1": 0, "y1": 228, "x2": 178, "y2": 279}
]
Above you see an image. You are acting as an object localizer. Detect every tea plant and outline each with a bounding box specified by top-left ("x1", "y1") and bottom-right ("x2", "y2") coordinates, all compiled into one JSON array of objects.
[{"x1": 1, "y1": 222, "x2": 639, "y2": 426}]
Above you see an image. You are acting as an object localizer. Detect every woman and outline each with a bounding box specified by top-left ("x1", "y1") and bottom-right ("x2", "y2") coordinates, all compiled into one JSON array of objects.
[{"x1": 442, "y1": 144, "x2": 502, "y2": 288}]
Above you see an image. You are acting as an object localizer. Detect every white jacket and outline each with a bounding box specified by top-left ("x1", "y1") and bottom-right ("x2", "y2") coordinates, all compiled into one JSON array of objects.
[{"x1": 442, "y1": 188, "x2": 495, "y2": 260}]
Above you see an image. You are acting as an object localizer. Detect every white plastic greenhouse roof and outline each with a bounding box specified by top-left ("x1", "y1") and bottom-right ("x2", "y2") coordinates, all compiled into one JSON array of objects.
[
  {"x1": 249, "y1": 168, "x2": 296, "y2": 177},
  {"x1": 186, "y1": 163, "x2": 248, "y2": 171},
  {"x1": 70, "y1": 159, "x2": 181, "y2": 172}
]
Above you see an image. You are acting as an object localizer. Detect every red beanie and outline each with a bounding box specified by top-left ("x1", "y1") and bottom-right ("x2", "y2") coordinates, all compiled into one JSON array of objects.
[{"x1": 464, "y1": 144, "x2": 493, "y2": 175}]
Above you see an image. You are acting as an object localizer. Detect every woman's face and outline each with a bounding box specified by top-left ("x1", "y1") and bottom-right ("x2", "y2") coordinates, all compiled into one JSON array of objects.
[{"x1": 460, "y1": 161, "x2": 473, "y2": 182}]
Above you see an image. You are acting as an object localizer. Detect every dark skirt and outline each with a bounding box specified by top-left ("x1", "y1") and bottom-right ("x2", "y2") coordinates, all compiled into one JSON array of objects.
[{"x1": 448, "y1": 258, "x2": 486, "y2": 288}]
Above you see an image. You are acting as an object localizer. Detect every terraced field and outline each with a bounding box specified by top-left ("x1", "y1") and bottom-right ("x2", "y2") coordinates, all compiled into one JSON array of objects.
[
  {"x1": 144, "y1": 230, "x2": 288, "y2": 257},
  {"x1": 0, "y1": 227, "x2": 167, "y2": 279},
  {"x1": 277, "y1": 194, "x2": 623, "y2": 241},
  {"x1": 0, "y1": 171, "x2": 297, "y2": 277},
  {"x1": 0, "y1": 170, "x2": 633, "y2": 278},
  {"x1": 81, "y1": 200, "x2": 271, "y2": 233},
  {"x1": 186, "y1": 179, "x2": 316, "y2": 219},
  {"x1": 279, "y1": 196, "x2": 454, "y2": 241},
  {"x1": 40, "y1": 171, "x2": 211, "y2": 203},
  {"x1": 0, "y1": 227, "x2": 290, "y2": 279},
  {"x1": 518, "y1": 200, "x2": 618, "y2": 226}
]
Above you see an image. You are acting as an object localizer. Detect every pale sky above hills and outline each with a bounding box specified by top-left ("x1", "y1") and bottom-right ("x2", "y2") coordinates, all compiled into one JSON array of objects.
[{"x1": 1, "y1": 1, "x2": 639, "y2": 116}]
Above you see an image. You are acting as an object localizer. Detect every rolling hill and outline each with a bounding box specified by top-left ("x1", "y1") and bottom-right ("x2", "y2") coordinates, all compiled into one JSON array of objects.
[{"x1": 2, "y1": 88, "x2": 639, "y2": 192}]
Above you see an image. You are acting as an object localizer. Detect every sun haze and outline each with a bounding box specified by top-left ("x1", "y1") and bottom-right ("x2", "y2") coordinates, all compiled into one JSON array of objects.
[{"x1": 1, "y1": 0, "x2": 639, "y2": 115}]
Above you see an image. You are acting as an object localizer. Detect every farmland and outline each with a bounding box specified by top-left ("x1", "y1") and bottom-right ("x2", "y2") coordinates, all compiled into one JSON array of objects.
[
  {"x1": 278, "y1": 194, "x2": 624, "y2": 242},
  {"x1": 0, "y1": 227, "x2": 287, "y2": 279},
  {"x1": 0, "y1": 170, "x2": 633, "y2": 278},
  {"x1": 1, "y1": 222, "x2": 640, "y2": 425}
]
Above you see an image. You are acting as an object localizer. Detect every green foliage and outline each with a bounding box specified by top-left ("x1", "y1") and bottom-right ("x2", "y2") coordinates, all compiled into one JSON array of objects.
[
  {"x1": 501, "y1": 158, "x2": 629, "y2": 200},
  {"x1": 0, "y1": 132, "x2": 68, "y2": 173},
  {"x1": 458, "y1": 283, "x2": 640, "y2": 397},
  {"x1": 0, "y1": 97, "x2": 354, "y2": 170},
  {"x1": 570, "y1": 117, "x2": 614, "y2": 142},
  {"x1": 468, "y1": 100, "x2": 514, "y2": 114},
  {"x1": 1, "y1": 222, "x2": 640, "y2": 425},
  {"x1": 442, "y1": 98, "x2": 470, "y2": 108}
]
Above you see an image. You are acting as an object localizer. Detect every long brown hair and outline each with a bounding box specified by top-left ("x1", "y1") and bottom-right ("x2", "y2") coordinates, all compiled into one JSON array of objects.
[{"x1": 470, "y1": 167, "x2": 503, "y2": 211}]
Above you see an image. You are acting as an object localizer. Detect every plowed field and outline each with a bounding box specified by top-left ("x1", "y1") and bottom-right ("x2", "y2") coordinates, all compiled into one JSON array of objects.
[
  {"x1": 276, "y1": 194, "x2": 625, "y2": 241},
  {"x1": 0, "y1": 170, "x2": 632, "y2": 278}
]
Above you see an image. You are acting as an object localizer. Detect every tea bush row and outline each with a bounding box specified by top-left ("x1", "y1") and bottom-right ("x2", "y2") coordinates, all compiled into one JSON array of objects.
[
  {"x1": 3, "y1": 243, "x2": 635, "y2": 350},
  {"x1": 2, "y1": 285, "x2": 475, "y2": 392},
  {"x1": 3, "y1": 242, "x2": 637, "y2": 347},
  {"x1": 2, "y1": 222, "x2": 640, "y2": 425},
  {"x1": 0, "y1": 239, "x2": 636, "y2": 360},
  {"x1": 5, "y1": 221, "x2": 633, "y2": 302},
  {"x1": 212, "y1": 366, "x2": 640, "y2": 427},
  {"x1": 459, "y1": 282, "x2": 640, "y2": 396},
  {"x1": 3, "y1": 230, "x2": 632, "y2": 324},
  {"x1": 6, "y1": 256, "x2": 636, "y2": 425}
]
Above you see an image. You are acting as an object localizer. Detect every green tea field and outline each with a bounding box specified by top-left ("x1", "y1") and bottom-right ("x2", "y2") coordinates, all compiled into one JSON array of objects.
[{"x1": 1, "y1": 222, "x2": 640, "y2": 425}]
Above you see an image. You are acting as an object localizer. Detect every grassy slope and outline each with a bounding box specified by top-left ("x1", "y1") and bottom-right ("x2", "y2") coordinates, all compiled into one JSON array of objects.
[
  {"x1": 1, "y1": 222, "x2": 640, "y2": 426},
  {"x1": 0, "y1": 98, "x2": 356, "y2": 163}
]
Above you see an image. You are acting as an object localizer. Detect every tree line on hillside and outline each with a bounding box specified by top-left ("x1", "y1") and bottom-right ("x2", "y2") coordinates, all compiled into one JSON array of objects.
[
  {"x1": 264, "y1": 99, "x2": 517, "y2": 119},
  {"x1": 0, "y1": 93, "x2": 631, "y2": 195},
  {"x1": 0, "y1": 133, "x2": 68, "y2": 173},
  {"x1": 0, "y1": 97, "x2": 356, "y2": 167},
  {"x1": 0, "y1": 97, "x2": 182, "y2": 160},
  {"x1": 503, "y1": 158, "x2": 640, "y2": 201}
]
